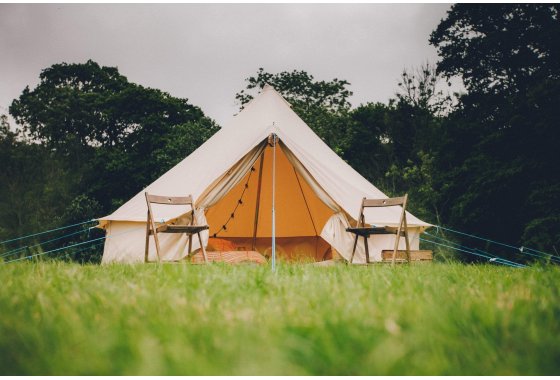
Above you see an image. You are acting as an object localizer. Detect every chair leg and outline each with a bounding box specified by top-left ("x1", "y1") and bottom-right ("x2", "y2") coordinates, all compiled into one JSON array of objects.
[
  {"x1": 148, "y1": 221, "x2": 162, "y2": 263},
  {"x1": 153, "y1": 235, "x2": 162, "y2": 263},
  {"x1": 363, "y1": 235, "x2": 370, "y2": 264},
  {"x1": 144, "y1": 221, "x2": 150, "y2": 263},
  {"x1": 350, "y1": 234, "x2": 359, "y2": 264},
  {"x1": 197, "y1": 232, "x2": 208, "y2": 264},
  {"x1": 393, "y1": 215, "x2": 406, "y2": 265},
  {"x1": 391, "y1": 232, "x2": 401, "y2": 266},
  {"x1": 403, "y1": 230, "x2": 411, "y2": 264},
  {"x1": 403, "y1": 218, "x2": 411, "y2": 263},
  {"x1": 188, "y1": 233, "x2": 192, "y2": 255}
]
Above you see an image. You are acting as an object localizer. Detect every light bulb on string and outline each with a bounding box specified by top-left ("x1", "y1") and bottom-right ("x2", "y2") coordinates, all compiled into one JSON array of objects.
[{"x1": 213, "y1": 163, "x2": 257, "y2": 238}]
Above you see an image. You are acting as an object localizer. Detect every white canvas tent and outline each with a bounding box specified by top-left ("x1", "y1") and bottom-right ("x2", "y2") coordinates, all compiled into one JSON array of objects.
[{"x1": 99, "y1": 85, "x2": 431, "y2": 264}]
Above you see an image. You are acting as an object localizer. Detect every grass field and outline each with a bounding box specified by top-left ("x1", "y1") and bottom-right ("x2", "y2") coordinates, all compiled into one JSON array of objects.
[{"x1": 0, "y1": 261, "x2": 559, "y2": 375}]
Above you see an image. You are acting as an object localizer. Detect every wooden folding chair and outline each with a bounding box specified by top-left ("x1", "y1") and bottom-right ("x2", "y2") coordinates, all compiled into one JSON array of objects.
[
  {"x1": 346, "y1": 194, "x2": 411, "y2": 265},
  {"x1": 145, "y1": 193, "x2": 209, "y2": 263}
]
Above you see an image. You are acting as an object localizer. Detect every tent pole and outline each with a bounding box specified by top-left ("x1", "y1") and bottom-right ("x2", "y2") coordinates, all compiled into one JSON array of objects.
[
  {"x1": 269, "y1": 132, "x2": 278, "y2": 271},
  {"x1": 251, "y1": 150, "x2": 265, "y2": 251}
]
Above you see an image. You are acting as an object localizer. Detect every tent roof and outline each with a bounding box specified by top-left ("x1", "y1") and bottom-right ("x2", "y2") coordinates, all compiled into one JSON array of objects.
[{"x1": 98, "y1": 85, "x2": 431, "y2": 229}]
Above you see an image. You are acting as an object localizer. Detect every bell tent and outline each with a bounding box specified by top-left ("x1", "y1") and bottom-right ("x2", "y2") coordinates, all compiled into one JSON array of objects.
[{"x1": 98, "y1": 85, "x2": 431, "y2": 264}]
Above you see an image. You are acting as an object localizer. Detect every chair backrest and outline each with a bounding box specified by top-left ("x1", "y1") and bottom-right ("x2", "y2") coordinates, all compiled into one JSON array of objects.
[
  {"x1": 357, "y1": 194, "x2": 408, "y2": 227},
  {"x1": 145, "y1": 193, "x2": 193, "y2": 206},
  {"x1": 145, "y1": 192, "x2": 195, "y2": 225}
]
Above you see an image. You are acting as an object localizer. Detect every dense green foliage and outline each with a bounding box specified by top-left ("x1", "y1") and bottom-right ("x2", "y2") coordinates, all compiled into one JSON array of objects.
[
  {"x1": 1, "y1": 4, "x2": 559, "y2": 263},
  {"x1": 0, "y1": 262, "x2": 559, "y2": 375},
  {"x1": 0, "y1": 116, "x2": 72, "y2": 238},
  {"x1": 1, "y1": 61, "x2": 219, "y2": 261},
  {"x1": 429, "y1": 4, "x2": 560, "y2": 256}
]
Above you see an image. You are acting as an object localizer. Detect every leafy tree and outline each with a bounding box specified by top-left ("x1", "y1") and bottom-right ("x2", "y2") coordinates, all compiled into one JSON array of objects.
[
  {"x1": 9, "y1": 60, "x2": 218, "y2": 216},
  {"x1": 236, "y1": 68, "x2": 352, "y2": 111},
  {"x1": 395, "y1": 62, "x2": 453, "y2": 116},
  {"x1": 431, "y1": 5, "x2": 560, "y2": 98},
  {"x1": 4, "y1": 61, "x2": 219, "y2": 262},
  {"x1": 10, "y1": 60, "x2": 205, "y2": 149},
  {"x1": 0, "y1": 115, "x2": 73, "y2": 249},
  {"x1": 430, "y1": 4, "x2": 560, "y2": 254},
  {"x1": 343, "y1": 103, "x2": 392, "y2": 189}
]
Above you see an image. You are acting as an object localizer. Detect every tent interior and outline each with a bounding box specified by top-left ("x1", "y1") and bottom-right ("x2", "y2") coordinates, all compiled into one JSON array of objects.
[{"x1": 204, "y1": 139, "x2": 336, "y2": 262}]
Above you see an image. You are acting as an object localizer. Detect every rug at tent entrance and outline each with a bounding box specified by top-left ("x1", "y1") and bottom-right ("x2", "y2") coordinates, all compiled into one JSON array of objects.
[{"x1": 189, "y1": 236, "x2": 334, "y2": 263}]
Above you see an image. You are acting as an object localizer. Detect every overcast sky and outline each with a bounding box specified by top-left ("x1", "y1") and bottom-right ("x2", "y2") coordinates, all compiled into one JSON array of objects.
[{"x1": 0, "y1": 3, "x2": 452, "y2": 126}]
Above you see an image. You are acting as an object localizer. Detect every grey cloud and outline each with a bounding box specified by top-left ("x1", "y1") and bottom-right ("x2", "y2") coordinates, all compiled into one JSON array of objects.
[{"x1": 0, "y1": 3, "x2": 451, "y2": 125}]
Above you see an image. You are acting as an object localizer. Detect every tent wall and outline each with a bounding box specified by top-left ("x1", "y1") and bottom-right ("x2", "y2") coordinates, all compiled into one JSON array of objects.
[{"x1": 101, "y1": 221, "x2": 164, "y2": 264}]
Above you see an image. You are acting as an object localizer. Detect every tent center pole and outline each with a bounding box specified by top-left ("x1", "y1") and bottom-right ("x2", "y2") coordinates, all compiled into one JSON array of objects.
[{"x1": 269, "y1": 132, "x2": 278, "y2": 271}]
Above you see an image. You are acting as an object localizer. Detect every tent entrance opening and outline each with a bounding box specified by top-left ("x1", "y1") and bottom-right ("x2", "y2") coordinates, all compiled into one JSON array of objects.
[{"x1": 204, "y1": 140, "x2": 335, "y2": 261}]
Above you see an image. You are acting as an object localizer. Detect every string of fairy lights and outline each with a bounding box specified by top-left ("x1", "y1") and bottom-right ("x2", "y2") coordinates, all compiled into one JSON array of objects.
[{"x1": 212, "y1": 166, "x2": 256, "y2": 238}]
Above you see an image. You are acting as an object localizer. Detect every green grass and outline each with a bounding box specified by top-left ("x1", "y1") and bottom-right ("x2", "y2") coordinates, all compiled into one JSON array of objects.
[{"x1": 0, "y1": 262, "x2": 559, "y2": 375}]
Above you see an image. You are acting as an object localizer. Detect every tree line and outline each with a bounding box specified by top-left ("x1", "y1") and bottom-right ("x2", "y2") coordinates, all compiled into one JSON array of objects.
[{"x1": 1, "y1": 4, "x2": 558, "y2": 262}]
